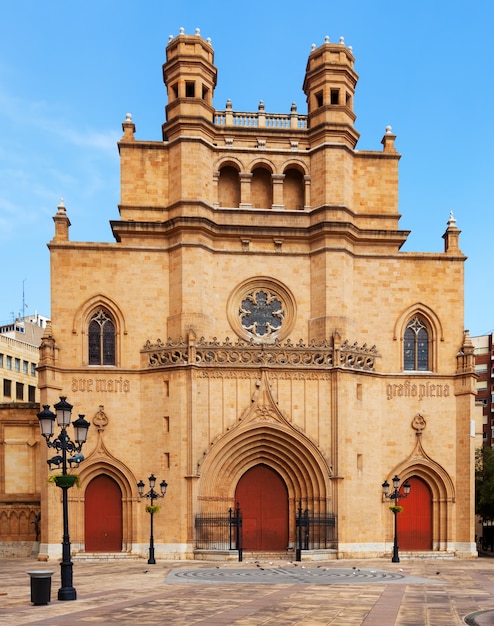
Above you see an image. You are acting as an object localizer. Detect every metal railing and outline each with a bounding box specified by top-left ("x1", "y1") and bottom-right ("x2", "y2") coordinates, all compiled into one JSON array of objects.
[
  {"x1": 195, "y1": 505, "x2": 243, "y2": 561},
  {"x1": 295, "y1": 501, "x2": 337, "y2": 561}
]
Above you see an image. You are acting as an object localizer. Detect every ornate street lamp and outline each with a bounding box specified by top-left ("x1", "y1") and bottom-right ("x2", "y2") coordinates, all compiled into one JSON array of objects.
[
  {"x1": 382, "y1": 474, "x2": 411, "y2": 563},
  {"x1": 37, "y1": 398, "x2": 90, "y2": 601},
  {"x1": 137, "y1": 474, "x2": 168, "y2": 564}
]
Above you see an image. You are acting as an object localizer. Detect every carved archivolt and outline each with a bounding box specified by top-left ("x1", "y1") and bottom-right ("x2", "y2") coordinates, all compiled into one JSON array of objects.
[
  {"x1": 197, "y1": 372, "x2": 332, "y2": 512},
  {"x1": 385, "y1": 414, "x2": 455, "y2": 503}
]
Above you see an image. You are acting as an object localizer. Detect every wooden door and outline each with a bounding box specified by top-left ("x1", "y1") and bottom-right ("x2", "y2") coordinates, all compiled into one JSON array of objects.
[
  {"x1": 84, "y1": 475, "x2": 123, "y2": 552},
  {"x1": 399, "y1": 476, "x2": 432, "y2": 550},
  {"x1": 235, "y1": 464, "x2": 288, "y2": 551}
]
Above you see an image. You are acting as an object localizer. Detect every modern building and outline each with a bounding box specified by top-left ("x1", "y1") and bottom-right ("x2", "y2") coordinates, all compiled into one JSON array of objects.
[
  {"x1": 37, "y1": 31, "x2": 480, "y2": 561},
  {"x1": 0, "y1": 314, "x2": 48, "y2": 555},
  {"x1": 472, "y1": 334, "x2": 494, "y2": 447}
]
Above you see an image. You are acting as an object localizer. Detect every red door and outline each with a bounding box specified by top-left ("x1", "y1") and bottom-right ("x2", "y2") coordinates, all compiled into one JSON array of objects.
[
  {"x1": 399, "y1": 476, "x2": 432, "y2": 550},
  {"x1": 84, "y1": 475, "x2": 123, "y2": 552},
  {"x1": 235, "y1": 464, "x2": 288, "y2": 551}
]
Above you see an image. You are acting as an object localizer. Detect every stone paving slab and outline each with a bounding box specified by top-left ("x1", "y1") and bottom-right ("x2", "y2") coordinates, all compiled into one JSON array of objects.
[{"x1": 1, "y1": 556, "x2": 494, "y2": 625}]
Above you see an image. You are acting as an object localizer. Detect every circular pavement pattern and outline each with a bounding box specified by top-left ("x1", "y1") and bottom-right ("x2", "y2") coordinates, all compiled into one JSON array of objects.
[{"x1": 165, "y1": 566, "x2": 437, "y2": 585}]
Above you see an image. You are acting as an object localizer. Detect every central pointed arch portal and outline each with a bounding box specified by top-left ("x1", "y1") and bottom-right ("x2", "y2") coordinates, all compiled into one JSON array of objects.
[{"x1": 198, "y1": 421, "x2": 333, "y2": 552}]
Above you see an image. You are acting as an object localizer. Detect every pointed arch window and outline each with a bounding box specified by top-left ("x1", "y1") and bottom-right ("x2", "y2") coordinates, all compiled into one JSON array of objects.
[
  {"x1": 404, "y1": 316, "x2": 429, "y2": 371},
  {"x1": 88, "y1": 309, "x2": 115, "y2": 365}
]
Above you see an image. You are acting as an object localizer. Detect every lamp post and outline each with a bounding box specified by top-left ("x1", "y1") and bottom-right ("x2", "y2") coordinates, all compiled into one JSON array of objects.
[
  {"x1": 37, "y1": 397, "x2": 90, "y2": 601},
  {"x1": 382, "y1": 474, "x2": 411, "y2": 563},
  {"x1": 137, "y1": 474, "x2": 168, "y2": 564}
]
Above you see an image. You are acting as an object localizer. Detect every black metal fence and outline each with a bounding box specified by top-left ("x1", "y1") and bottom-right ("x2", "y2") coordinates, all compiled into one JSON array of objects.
[
  {"x1": 195, "y1": 502, "x2": 336, "y2": 561},
  {"x1": 295, "y1": 501, "x2": 337, "y2": 561},
  {"x1": 195, "y1": 505, "x2": 243, "y2": 561}
]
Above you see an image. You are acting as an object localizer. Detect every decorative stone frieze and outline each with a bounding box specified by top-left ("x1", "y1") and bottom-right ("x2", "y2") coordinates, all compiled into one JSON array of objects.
[{"x1": 143, "y1": 336, "x2": 380, "y2": 371}]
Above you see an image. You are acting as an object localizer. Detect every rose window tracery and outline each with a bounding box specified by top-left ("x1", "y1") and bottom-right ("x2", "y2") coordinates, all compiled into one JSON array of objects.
[
  {"x1": 239, "y1": 290, "x2": 284, "y2": 338},
  {"x1": 227, "y1": 278, "x2": 296, "y2": 343}
]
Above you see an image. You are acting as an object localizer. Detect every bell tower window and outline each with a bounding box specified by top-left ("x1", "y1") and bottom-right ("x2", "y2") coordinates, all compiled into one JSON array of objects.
[{"x1": 185, "y1": 81, "x2": 195, "y2": 97}]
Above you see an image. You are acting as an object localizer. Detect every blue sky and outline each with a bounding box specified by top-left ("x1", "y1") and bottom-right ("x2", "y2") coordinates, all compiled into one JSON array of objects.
[{"x1": 1, "y1": 1, "x2": 493, "y2": 336}]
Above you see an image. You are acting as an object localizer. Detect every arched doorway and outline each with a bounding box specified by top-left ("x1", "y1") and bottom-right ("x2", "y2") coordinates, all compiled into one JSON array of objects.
[
  {"x1": 400, "y1": 476, "x2": 432, "y2": 550},
  {"x1": 235, "y1": 464, "x2": 288, "y2": 551},
  {"x1": 84, "y1": 475, "x2": 123, "y2": 552}
]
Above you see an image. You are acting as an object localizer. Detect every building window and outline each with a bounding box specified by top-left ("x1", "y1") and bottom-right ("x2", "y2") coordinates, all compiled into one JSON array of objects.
[
  {"x1": 404, "y1": 315, "x2": 429, "y2": 371},
  {"x1": 28, "y1": 385, "x2": 36, "y2": 402},
  {"x1": 228, "y1": 277, "x2": 296, "y2": 344},
  {"x1": 14, "y1": 358, "x2": 20, "y2": 372},
  {"x1": 240, "y1": 290, "x2": 284, "y2": 338},
  {"x1": 6, "y1": 356, "x2": 12, "y2": 370},
  {"x1": 3, "y1": 379, "x2": 12, "y2": 397},
  {"x1": 0, "y1": 353, "x2": 3, "y2": 367},
  {"x1": 88, "y1": 308, "x2": 116, "y2": 365},
  {"x1": 185, "y1": 81, "x2": 195, "y2": 97},
  {"x1": 23, "y1": 360, "x2": 28, "y2": 374},
  {"x1": 16, "y1": 382, "x2": 23, "y2": 401},
  {"x1": 31, "y1": 363, "x2": 36, "y2": 376}
]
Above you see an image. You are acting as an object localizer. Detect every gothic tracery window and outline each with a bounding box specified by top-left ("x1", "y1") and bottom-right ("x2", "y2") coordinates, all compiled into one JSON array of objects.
[
  {"x1": 88, "y1": 308, "x2": 116, "y2": 365},
  {"x1": 404, "y1": 315, "x2": 429, "y2": 371},
  {"x1": 239, "y1": 289, "x2": 284, "y2": 338}
]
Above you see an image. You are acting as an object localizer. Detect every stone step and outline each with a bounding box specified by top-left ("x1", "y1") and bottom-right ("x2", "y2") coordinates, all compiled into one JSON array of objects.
[
  {"x1": 241, "y1": 551, "x2": 296, "y2": 561},
  {"x1": 74, "y1": 552, "x2": 142, "y2": 562},
  {"x1": 396, "y1": 551, "x2": 457, "y2": 560}
]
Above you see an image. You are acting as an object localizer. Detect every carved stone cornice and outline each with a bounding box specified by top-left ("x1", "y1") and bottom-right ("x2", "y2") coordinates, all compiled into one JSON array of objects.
[{"x1": 143, "y1": 335, "x2": 379, "y2": 372}]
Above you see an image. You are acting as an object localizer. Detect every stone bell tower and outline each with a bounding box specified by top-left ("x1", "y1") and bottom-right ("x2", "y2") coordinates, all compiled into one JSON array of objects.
[
  {"x1": 303, "y1": 36, "x2": 359, "y2": 148},
  {"x1": 162, "y1": 27, "x2": 218, "y2": 142}
]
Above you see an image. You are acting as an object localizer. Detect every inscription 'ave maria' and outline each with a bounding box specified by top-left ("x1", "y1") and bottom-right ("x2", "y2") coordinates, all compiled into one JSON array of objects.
[
  {"x1": 386, "y1": 380, "x2": 449, "y2": 401},
  {"x1": 71, "y1": 377, "x2": 130, "y2": 393}
]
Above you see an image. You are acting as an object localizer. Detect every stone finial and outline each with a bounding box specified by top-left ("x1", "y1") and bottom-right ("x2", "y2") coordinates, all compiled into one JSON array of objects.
[
  {"x1": 412, "y1": 413, "x2": 427, "y2": 433},
  {"x1": 226, "y1": 98, "x2": 232, "y2": 110},
  {"x1": 53, "y1": 197, "x2": 71, "y2": 241},
  {"x1": 456, "y1": 330, "x2": 475, "y2": 373},
  {"x1": 42, "y1": 319, "x2": 54, "y2": 340},
  {"x1": 311, "y1": 43, "x2": 316, "y2": 50},
  {"x1": 207, "y1": 37, "x2": 211, "y2": 44},
  {"x1": 93, "y1": 405, "x2": 109, "y2": 432},
  {"x1": 195, "y1": 28, "x2": 200, "y2": 36},
  {"x1": 291, "y1": 102, "x2": 297, "y2": 113},
  {"x1": 121, "y1": 112, "x2": 135, "y2": 141},
  {"x1": 179, "y1": 27, "x2": 184, "y2": 35},
  {"x1": 56, "y1": 197, "x2": 66, "y2": 215},
  {"x1": 168, "y1": 34, "x2": 173, "y2": 42},
  {"x1": 443, "y1": 210, "x2": 460, "y2": 253},
  {"x1": 325, "y1": 35, "x2": 330, "y2": 43},
  {"x1": 339, "y1": 36, "x2": 345, "y2": 44},
  {"x1": 39, "y1": 320, "x2": 55, "y2": 365},
  {"x1": 258, "y1": 100, "x2": 265, "y2": 111},
  {"x1": 381, "y1": 125, "x2": 397, "y2": 153}
]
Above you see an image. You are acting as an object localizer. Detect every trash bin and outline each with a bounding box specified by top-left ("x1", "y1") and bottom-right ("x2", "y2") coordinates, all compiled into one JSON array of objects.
[{"x1": 27, "y1": 570, "x2": 55, "y2": 605}]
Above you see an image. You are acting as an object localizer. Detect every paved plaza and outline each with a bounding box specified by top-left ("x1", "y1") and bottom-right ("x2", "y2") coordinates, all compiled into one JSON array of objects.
[{"x1": 2, "y1": 556, "x2": 494, "y2": 625}]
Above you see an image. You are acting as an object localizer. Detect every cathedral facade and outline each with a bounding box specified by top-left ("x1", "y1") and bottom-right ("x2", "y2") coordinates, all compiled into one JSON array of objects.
[{"x1": 37, "y1": 31, "x2": 479, "y2": 561}]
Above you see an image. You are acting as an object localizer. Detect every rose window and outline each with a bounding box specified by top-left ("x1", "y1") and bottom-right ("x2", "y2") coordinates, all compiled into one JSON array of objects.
[
  {"x1": 227, "y1": 278, "x2": 296, "y2": 343},
  {"x1": 239, "y1": 290, "x2": 285, "y2": 338}
]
